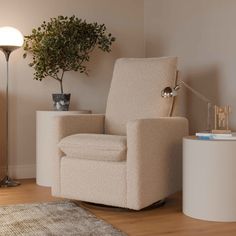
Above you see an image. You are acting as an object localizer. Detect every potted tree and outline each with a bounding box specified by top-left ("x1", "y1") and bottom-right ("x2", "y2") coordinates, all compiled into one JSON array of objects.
[{"x1": 23, "y1": 15, "x2": 115, "y2": 111}]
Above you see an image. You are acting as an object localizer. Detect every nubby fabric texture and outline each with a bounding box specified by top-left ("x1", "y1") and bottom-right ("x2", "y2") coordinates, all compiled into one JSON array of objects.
[
  {"x1": 51, "y1": 57, "x2": 188, "y2": 210},
  {"x1": 59, "y1": 133, "x2": 127, "y2": 162},
  {"x1": 105, "y1": 57, "x2": 177, "y2": 135}
]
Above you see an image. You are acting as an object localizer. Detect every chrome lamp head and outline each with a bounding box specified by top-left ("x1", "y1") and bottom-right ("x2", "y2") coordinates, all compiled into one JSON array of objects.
[{"x1": 161, "y1": 86, "x2": 179, "y2": 98}]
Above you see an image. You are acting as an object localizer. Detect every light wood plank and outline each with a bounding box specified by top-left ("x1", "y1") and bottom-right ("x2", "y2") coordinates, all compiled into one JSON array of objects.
[{"x1": 0, "y1": 179, "x2": 59, "y2": 205}]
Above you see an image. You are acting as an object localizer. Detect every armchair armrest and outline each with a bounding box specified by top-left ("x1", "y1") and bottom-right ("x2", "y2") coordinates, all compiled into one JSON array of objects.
[
  {"x1": 126, "y1": 117, "x2": 188, "y2": 209},
  {"x1": 51, "y1": 114, "x2": 105, "y2": 196}
]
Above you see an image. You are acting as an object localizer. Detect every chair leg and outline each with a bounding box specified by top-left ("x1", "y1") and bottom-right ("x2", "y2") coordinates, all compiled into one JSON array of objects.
[{"x1": 141, "y1": 199, "x2": 166, "y2": 211}]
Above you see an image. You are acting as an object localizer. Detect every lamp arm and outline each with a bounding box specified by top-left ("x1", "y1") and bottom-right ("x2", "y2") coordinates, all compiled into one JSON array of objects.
[
  {"x1": 179, "y1": 80, "x2": 211, "y2": 103},
  {"x1": 178, "y1": 80, "x2": 212, "y2": 130}
]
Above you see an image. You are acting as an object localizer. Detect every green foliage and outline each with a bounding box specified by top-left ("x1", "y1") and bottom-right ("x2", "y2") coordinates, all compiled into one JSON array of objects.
[{"x1": 23, "y1": 15, "x2": 115, "y2": 93}]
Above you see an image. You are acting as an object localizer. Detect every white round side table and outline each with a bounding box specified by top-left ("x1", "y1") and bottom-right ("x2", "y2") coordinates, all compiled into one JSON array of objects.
[
  {"x1": 183, "y1": 136, "x2": 236, "y2": 222},
  {"x1": 36, "y1": 110, "x2": 91, "y2": 187}
]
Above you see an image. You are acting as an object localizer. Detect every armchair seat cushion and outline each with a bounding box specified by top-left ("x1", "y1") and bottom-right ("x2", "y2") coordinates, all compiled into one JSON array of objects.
[{"x1": 59, "y1": 133, "x2": 127, "y2": 162}]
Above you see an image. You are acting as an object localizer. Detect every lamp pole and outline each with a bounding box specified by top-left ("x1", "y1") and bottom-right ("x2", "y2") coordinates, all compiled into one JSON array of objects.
[
  {"x1": 0, "y1": 27, "x2": 24, "y2": 187},
  {"x1": 0, "y1": 48, "x2": 20, "y2": 187}
]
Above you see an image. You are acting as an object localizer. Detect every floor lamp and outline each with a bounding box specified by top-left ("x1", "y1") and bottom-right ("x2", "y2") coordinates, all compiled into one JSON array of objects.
[{"x1": 0, "y1": 27, "x2": 24, "y2": 187}]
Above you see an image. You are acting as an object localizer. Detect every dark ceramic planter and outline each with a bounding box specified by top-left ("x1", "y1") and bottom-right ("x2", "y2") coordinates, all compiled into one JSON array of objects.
[{"x1": 52, "y1": 93, "x2": 71, "y2": 111}]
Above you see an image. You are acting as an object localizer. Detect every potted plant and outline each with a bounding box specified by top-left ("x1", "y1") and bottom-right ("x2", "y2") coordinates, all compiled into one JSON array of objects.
[{"x1": 23, "y1": 15, "x2": 115, "y2": 111}]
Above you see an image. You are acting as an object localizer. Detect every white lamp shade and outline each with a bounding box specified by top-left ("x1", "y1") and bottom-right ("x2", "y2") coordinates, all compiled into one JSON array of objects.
[{"x1": 0, "y1": 26, "x2": 24, "y2": 47}]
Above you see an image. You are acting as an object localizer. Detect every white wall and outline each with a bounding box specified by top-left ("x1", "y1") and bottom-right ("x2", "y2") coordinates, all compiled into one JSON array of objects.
[
  {"x1": 0, "y1": 0, "x2": 144, "y2": 178},
  {"x1": 144, "y1": 0, "x2": 236, "y2": 133}
]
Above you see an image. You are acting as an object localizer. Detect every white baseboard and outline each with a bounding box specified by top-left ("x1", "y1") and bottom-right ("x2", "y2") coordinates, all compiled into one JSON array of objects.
[{"x1": 8, "y1": 164, "x2": 36, "y2": 179}]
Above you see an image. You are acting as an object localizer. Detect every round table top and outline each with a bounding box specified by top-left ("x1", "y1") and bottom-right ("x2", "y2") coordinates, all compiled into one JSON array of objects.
[
  {"x1": 184, "y1": 135, "x2": 236, "y2": 142},
  {"x1": 36, "y1": 110, "x2": 92, "y2": 114}
]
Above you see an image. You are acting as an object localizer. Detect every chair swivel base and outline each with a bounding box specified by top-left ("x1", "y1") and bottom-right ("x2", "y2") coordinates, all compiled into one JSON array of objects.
[
  {"x1": 0, "y1": 175, "x2": 20, "y2": 187},
  {"x1": 80, "y1": 199, "x2": 166, "y2": 212}
]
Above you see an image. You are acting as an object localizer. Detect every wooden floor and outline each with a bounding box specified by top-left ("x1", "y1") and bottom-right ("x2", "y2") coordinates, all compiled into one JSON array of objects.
[{"x1": 0, "y1": 179, "x2": 236, "y2": 236}]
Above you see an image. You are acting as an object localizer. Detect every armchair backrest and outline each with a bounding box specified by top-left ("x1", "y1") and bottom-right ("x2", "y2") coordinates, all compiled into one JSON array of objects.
[{"x1": 105, "y1": 57, "x2": 177, "y2": 135}]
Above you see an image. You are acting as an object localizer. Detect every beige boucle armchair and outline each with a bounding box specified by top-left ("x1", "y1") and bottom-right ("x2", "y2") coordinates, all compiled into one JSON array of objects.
[{"x1": 51, "y1": 57, "x2": 188, "y2": 210}]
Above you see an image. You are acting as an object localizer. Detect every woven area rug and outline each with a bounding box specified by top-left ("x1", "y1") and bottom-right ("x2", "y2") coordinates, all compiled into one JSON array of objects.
[{"x1": 0, "y1": 201, "x2": 127, "y2": 236}]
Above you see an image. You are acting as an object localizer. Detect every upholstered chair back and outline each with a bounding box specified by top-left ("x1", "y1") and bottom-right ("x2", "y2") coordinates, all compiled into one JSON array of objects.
[{"x1": 105, "y1": 57, "x2": 177, "y2": 135}]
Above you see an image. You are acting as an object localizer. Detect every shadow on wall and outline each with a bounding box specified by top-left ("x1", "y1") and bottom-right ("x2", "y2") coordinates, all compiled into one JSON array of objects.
[
  {"x1": 183, "y1": 65, "x2": 220, "y2": 134},
  {"x1": 3, "y1": 89, "x2": 48, "y2": 178},
  {"x1": 145, "y1": 38, "x2": 167, "y2": 58},
  {"x1": 67, "y1": 43, "x2": 121, "y2": 113}
]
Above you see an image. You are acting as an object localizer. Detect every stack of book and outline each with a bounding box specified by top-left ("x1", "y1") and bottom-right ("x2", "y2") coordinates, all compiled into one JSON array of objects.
[{"x1": 196, "y1": 132, "x2": 236, "y2": 140}]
